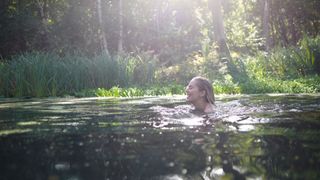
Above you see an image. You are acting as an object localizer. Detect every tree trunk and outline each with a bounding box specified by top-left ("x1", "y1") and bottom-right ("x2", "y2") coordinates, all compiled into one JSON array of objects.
[
  {"x1": 262, "y1": 0, "x2": 270, "y2": 51},
  {"x1": 270, "y1": 3, "x2": 277, "y2": 48},
  {"x1": 208, "y1": 0, "x2": 231, "y2": 60},
  {"x1": 209, "y1": 0, "x2": 243, "y2": 82},
  {"x1": 118, "y1": 0, "x2": 123, "y2": 54},
  {"x1": 278, "y1": 15, "x2": 288, "y2": 46},
  {"x1": 288, "y1": 16, "x2": 298, "y2": 44},
  {"x1": 97, "y1": 0, "x2": 109, "y2": 56},
  {"x1": 16, "y1": 0, "x2": 26, "y2": 52},
  {"x1": 36, "y1": 0, "x2": 49, "y2": 50},
  {"x1": 155, "y1": 0, "x2": 160, "y2": 38}
]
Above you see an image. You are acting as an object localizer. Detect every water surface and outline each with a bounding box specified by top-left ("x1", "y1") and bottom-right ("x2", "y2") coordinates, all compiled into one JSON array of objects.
[{"x1": 0, "y1": 94, "x2": 320, "y2": 180}]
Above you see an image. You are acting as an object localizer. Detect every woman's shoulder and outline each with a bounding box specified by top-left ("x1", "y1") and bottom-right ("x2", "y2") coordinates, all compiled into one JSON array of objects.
[{"x1": 204, "y1": 103, "x2": 215, "y2": 113}]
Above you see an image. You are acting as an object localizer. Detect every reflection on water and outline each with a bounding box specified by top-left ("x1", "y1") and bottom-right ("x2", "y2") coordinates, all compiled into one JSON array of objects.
[{"x1": 0, "y1": 94, "x2": 320, "y2": 180}]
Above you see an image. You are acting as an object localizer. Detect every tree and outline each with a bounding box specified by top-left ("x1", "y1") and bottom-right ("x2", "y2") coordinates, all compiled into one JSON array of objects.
[
  {"x1": 97, "y1": 0, "x2": 109, "y2": 56},
  {"x1": 118, "y1": 0, "x2": 123, "y2": 53},
  {"x1": 262, "y1": 0, "x2": 270, "y2": 51},
  {"x1": 208, "y1": 0, "x2": 231, "y2": 60},
  {"x1": 35, "y1": 0, "x2": 52, "y2": 50},
  {"x1": 0, "y1": 0, "x2": 319, "y2": 60}
]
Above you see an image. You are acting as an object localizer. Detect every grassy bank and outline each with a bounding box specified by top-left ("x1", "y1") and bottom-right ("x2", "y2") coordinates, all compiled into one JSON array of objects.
[
  {"x1": 74, "y1": 75, "x2": 320, "y2": 98},
  {"x1": 0, "y1": 36, "x2": 319, "y2": 97},
  {"x1": 213, "y1": 76, "x2": 320, "y2": 94}
]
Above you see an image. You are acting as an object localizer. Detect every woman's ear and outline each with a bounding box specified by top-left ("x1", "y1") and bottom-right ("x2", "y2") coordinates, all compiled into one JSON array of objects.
[{"x1": 200, "y1": 90, "x2": 206, "y2": 97}]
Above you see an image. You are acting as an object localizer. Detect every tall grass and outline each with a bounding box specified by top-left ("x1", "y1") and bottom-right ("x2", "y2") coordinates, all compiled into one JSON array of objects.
[
  {"x1": 0, "y1": 52, "x2": 157, "y2": 97},
  {"x1": 243, "y1": 36, "x2": 320, "y2": 79},
  {"x1": 116, "y1": 51, "x2": 157, "y2": 85}
]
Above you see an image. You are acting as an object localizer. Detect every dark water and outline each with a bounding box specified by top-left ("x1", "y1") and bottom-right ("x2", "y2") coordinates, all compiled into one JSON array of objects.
[{"x1": 0, "y1": 94, "x2": 320, "y2": 180}]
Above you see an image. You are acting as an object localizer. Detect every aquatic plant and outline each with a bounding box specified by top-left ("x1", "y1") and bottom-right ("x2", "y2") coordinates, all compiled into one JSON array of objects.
[{"x1": 75, "y1": 84, "x2": 186, "y2": 97}]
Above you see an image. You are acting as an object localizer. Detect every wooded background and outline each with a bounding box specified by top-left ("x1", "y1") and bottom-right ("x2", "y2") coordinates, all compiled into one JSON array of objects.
[{"x1": 1, "y1": 0, "x2": 319, "y2": 59}]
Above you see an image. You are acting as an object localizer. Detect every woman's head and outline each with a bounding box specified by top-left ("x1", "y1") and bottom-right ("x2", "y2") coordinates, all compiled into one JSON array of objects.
[{"x1": 186, "y1": 76, "x2": 215, "y2": 105}]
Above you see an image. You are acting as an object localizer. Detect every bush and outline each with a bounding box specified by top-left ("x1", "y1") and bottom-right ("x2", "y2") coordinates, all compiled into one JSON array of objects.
[{"x1": 243, "y1": 36, "x2": 320, "y2": 80}]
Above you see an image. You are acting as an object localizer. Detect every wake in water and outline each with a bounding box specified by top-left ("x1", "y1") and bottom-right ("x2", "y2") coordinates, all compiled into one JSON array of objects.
[
  {"x1": 150, "y1": 102, "x2": 238, "y2": 128},
  {"x1": 150, "y1": 105, "x2": 205, "y2": 127},
  {"x1": 149, "y1": 98, "x2": 285, "y2": 129}
]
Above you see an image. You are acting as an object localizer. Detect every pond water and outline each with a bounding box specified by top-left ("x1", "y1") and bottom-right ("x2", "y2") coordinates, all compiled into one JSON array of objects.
[{"x1": 0, "y1": 94, "x2": 320, "y2": 180}]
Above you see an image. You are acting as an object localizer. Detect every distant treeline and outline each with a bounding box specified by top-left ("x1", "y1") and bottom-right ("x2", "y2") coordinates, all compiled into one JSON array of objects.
[{"x1": 1, "y1": 0, "x2": 319, "y2": 59}]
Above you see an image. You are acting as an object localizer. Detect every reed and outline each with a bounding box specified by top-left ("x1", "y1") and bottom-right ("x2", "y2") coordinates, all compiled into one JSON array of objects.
[{"x1": 0, "y1": 52, "x2": 136, "y2": 97}]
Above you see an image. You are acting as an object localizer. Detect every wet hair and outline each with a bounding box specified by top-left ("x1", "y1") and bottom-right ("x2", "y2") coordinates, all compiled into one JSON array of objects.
[{"x1": 191, "y1": 76, "x2": 215, "y2": 104}]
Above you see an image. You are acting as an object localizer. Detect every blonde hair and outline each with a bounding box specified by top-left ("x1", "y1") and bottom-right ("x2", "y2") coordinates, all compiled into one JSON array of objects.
[{"x1": 191, "y1": 76, "x2": 215, "y2": 104}]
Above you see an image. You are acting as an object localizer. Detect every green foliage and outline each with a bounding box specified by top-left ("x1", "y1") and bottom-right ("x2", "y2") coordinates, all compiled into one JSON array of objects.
[
  {"x1": 154, "y1": 49, "x2": 224, "y2": 85},
  {"x1": 103, "y1": 35, "x2": 320, "y2": 95},
  {"x1": 118, "y1": 51, "x2": 158, "y2": 85},
  {"x1": 94, "y1": 87, "x2": 145, "y2": 97},
  {"x1": 0, "y1": 52, "x2": 59, "y2": 97},
  {"x1": 155, "y1": 51, "x2": 202, "y2": 83},
  {"x1": 1, "y1": 0, "x2": 319, "y2": 62},
  {"x1": 112, "y1": 51, "x2": 158, "y2": 87},
  {"x1": 224, "y1": 0, "x2": 263, "y2": 53},
  {"x1": 75, "y1": 84, "x2": 185, "y2": 98},
  {"x1": 213, "y1": 82, "x2": 242, "y2": 94},
  {"x1": 264, "y1": 0, "x2": 320, "y2": 46},
  {"x1": 211, "y1": 75, "x2": 320, "y2": 94},
  {"x1": 0, "y1": 61, "x2": 6, "y2": 96},
  {"x1": 0, "y1": 51, "x2": 163, "y2": 97},
  {"x1": 75, "y1": 73, "x2": 320, "y2": 97},
  {"x1": 0, "y1": 52, "x2": 148, "y2": 97},
  {"x1": 239, "y1": 76, "x2": 320, "y2": 94},
  {"x1": 201, "y1": 35, "x2": 320, "y2": 94},
  {"x1": 213, "y1": 74, "x2": 242, "y2": 94},
  {"x1": 298, "y1": 35, "x2": 320, "y2": 74},
  {"x1": 230, "y1": 36, "x2": 320, "y2": 94},
  {"x1": 144, "y1": 84, "x2": 186, "y2": 96},
  {"x1": 243, "y1": 36, "x2": 320, "y2": 80},
  {"x1": 1, "y1": 34, "x2": 319, "y2": 98}
]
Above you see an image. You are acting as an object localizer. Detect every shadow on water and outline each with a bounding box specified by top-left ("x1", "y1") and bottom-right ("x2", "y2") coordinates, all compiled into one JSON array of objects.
[{"x1": 0, "y1": 94, "x2": 320, "y2": 180}]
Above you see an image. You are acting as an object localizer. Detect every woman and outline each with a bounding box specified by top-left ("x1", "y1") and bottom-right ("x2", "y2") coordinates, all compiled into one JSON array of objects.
[{"x1": 186, "y1": 76, "x2": 215, "y2": 113}]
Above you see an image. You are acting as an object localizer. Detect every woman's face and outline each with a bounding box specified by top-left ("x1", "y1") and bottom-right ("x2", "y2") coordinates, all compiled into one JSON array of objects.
[{"x1": 186, "y1": 79, "x2": 205, "y2": 103}]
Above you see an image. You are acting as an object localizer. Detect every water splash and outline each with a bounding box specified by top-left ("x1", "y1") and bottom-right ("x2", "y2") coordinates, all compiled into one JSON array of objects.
[{"x1": 150, "y1": 105, "x2": 204, "y2": 127}]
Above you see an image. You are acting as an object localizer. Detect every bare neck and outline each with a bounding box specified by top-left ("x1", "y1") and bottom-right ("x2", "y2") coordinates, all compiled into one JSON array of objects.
[{"x1": 192, "y1": 99, "x2": 213, "y2": 113}]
